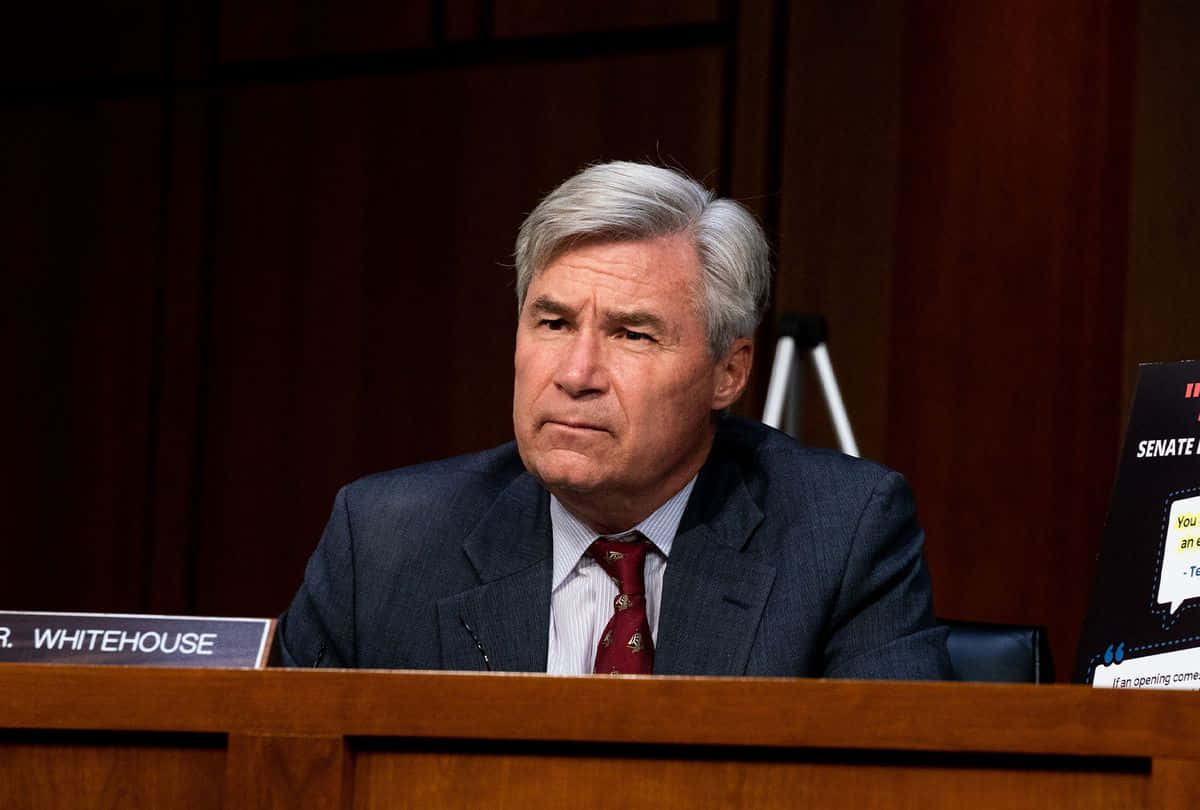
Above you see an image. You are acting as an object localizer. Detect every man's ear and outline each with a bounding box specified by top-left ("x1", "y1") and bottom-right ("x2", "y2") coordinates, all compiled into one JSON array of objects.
[{"x1": 712, "y1": 338, "x2": 753, "y2": 410}]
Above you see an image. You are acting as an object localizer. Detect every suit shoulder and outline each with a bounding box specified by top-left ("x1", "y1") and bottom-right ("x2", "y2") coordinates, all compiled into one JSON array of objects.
[
  {"x1": 715, "y1": 415, "x2": 898, "y2": 499},
  {"x1": 338, "y1": 441, "x2": 528, "y2": 523}
]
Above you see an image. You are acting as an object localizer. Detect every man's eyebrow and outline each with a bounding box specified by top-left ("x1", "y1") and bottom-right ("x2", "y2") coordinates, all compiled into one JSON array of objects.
[
  {"x1": 527, "y1": 297, "x2": 668, "y2": 332},
  {"x1": 528, "y1": 296, "x2": 573, "y2": 317},
  {"x1": 607, "y1": 309, "x2": 667, "y2": 332}
]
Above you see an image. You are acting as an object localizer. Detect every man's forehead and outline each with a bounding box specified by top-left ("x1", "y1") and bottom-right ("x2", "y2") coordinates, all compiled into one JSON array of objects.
[
  {"x1": 541, "y1": 231, "x2": 699, "y2": 269},
  {"x1": 531, "y1": 237, "x2": 699, "y2": 296},
  {"x1": 528, "y1": 293, "x2": 669, "y2": 329},
  {"x1": 525, "y1": 279, "x2": 688, "y2": 324}
]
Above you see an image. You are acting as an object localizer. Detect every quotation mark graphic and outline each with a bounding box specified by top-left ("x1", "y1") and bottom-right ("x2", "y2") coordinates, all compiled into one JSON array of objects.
[
  {"x1": 1188, "y1": 382, "x2": 1200, "y2": 421},
  {"x1": 1103, "y1": 642, "x2": 1125, "y2": 665}
]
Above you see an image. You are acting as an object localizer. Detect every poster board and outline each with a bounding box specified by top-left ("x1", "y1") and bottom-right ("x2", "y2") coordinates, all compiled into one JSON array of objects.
[{"x1": 1076, "y1": 360, "x2": 1200, "y2": 688}]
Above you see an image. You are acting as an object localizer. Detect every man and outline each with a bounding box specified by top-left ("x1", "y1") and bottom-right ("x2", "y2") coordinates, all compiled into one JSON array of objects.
[{"x1": 277, "y1": 161, "x2": 951, "y2": 679}]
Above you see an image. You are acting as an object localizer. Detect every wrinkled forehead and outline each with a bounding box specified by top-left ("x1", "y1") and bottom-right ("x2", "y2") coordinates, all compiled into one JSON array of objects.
[{"x1": 526, "y1": 233, "x2": 707, "y2": 310}]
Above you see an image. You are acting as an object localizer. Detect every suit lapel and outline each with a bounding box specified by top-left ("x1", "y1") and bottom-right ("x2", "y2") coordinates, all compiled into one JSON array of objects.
[
  {"x1": 436, "y1": 474, "x2": 552, "y2": 672},
  {"x1": 434, "y1": 427, "x2": 774, "y2": 675},
  {"x1": 654, "y1": 449, "x2": 775, "y2": 676}
]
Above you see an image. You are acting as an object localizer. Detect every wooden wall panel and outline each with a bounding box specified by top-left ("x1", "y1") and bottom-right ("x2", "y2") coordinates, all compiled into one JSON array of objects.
[
  {"x1": 727, "y1": 0, "x2": 777, "y2": 221},
  {"x1": 1124, "y1": 1, "x2": 1200, "y2": 402},
  {"x1": 354, "y1": 748, "x2": 1145, "y2": 810},
  {"x1": 773, "y1": 0, "x2": 904, "y2": 460},
  {"x1": 143, "y1": 92, "x2": 220, "y2": 612},
  {"x1": 0, "y1": 736, "x2": 224, "y2": 810},
  {"x1": 490, "y1": 1, "x2": 721, "y2": 38},
  {"x1": 725, "y1": 0, "x2": 782, "y2": 416},
  {"x1": 0, "y1": 2, "x2": 164, "y2": 82},
  {"x1": 888, "y1": 1, "x2": 1136, "y2": 677},
  {"x1": 192, "y1": 49, "x2": 727, "y2": 615},
  {"x1": 1, "y1": 99, "x2": 164, "y2": 612},
  {"x1": 219, "y1": 1, "x2": 433, "y2": 61}
]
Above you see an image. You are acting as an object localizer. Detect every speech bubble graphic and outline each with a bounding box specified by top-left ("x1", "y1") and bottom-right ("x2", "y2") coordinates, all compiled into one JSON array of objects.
[
  {"x1": 1093, "y1": 644, "x2": 1200, "y2": 690},
  {"x1": 1157, "y1": 494, "x2": 1200, "y2": 616}
]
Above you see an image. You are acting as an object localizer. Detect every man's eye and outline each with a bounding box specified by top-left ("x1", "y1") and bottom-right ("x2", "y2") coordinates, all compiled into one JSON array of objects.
[
  {"x1": 539, "y1": 318, "x2": 566, "y2": 330},
  {"x1": 622, "y1": 329, "x2": 654, "y2": 342}
]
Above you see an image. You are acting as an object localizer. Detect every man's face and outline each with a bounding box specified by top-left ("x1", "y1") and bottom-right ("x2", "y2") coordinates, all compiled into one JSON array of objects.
[{"x1": 512, "y1": 233, "x2": 749, "y2": 531}]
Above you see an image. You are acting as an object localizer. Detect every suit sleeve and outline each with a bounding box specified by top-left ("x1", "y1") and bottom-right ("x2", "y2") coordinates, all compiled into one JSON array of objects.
[
  {"x1": 274, "y1": 487, "x2": 357, "y2": 667},
  {"x1": 821, "y1": 471, "x2": 952, "y2": 680}
]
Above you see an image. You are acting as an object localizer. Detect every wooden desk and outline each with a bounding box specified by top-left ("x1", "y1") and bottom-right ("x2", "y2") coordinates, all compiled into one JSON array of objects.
[{"x1": 0, "y1": 665, "x2": 1195, "y2": 809}]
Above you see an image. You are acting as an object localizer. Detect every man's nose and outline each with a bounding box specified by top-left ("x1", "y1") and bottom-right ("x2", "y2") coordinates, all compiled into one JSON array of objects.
[{"x1": 555, "y1": 330, "x2": 607, "y2": 397}]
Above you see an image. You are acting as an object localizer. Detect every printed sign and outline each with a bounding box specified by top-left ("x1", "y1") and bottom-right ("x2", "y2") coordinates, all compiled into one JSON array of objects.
[
  {"x1": 1076, "y1": 360, "x2": 1200, "y2": 688},
  {"x1": 0, "y1": 611, "x2": 274, "y2": 668}
]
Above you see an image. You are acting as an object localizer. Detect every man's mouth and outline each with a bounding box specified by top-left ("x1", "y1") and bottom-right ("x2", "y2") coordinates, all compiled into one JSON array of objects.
[{"x1": 544, "y1": 419, "x2": 609, "y2": 433}]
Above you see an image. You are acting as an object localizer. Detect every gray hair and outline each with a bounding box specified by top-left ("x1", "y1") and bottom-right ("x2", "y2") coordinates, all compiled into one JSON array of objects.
[{"x1": 514, "y1": 161, "x2": 772, "y2": 358}]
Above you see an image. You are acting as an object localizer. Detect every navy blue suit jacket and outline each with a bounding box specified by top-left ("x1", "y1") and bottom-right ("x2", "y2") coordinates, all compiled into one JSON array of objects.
[{"x1": 277, "y1": 417, "x2": 951, "y2": 678}]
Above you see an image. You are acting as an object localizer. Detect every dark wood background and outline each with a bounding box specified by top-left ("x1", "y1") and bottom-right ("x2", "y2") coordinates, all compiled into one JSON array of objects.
[{"x1": 3, "y1": 0, "x2": 1194, "y2": 680}]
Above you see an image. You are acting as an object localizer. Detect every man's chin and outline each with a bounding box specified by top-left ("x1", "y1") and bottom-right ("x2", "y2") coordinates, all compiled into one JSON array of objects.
[
  {"x1": 522, "y1": 451, "x2": 608, "y2": 495},
  {"x1": 531, "y1": 467, "x2": 606, "y2": 496}
]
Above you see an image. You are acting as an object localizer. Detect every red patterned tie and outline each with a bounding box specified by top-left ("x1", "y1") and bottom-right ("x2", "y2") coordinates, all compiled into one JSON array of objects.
[{"x1": 587, "y1": 535, "x2": 654, "y2": 675}]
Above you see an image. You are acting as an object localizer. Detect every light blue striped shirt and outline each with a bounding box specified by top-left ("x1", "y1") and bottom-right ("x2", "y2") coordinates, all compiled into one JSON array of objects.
[{"x1": 546, "y1": 477, "x2": 697, "y2": 675}]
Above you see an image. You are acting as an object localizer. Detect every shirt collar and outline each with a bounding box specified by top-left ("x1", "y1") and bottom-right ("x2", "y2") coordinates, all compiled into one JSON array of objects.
[{"x1": 549, "y1": 476, "x2": 697, "y2": 590}]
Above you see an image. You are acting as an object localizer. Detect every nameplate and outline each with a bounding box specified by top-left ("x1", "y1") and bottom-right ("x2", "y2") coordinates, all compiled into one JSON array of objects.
[{"x1": 0, "y1": 611, "x2": 274, "y2": 668}]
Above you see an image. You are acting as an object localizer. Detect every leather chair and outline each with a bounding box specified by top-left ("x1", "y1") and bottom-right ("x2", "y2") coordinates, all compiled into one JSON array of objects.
[{"x1": 939, "y1": 619, "x2": 1054, "y2": 683}]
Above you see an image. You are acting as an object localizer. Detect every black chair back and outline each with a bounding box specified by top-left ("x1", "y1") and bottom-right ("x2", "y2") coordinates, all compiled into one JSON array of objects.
[{"x1": 939, "y1": 619, "x2": 1054, "y2": 683}]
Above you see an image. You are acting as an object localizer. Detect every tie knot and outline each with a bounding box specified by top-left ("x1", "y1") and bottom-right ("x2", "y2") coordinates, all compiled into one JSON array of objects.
[{"x1": 587, "y1": 535, "x2": 651, "y2": 596}]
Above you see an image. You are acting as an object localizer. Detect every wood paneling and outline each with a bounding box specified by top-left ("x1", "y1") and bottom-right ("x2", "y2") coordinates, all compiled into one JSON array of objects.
[
  {"x1": 726, "y1": 0, "x2": 778, "y2": 220},
  {"x1": 355, "y1": 750, "x2": 1144, "y2": 810},
  {"x1": 1, "y1": 99, "x2": 164, "y2": 612},
  {"x1": 192, "y1": 49, "x2": 726, "y2": 615},
  {"x1": 888, "y1": 1, "x2": 1136, "y2": 678},
  {"x1": 0, "y1": 1, "x2": 164, "y2": 82},
  {"x1": 725, "y1": 0, "x2": 784, "y2": 416},
  {"x1": 1, "y1": 666, "x2": 1189, "y2": 809},
  {"x1": 490, "y1": 1, "x2": 721, "y2": 39},
  {"x1": 218, "y1": 1, "x2": 432, "y2": 62},
  {"x1": 773, "y1": 0, "x2": 904, "y2": 459},
  {"x1": 1124, "y1": 2, "x2": 1200, "y2": 403},
  {"x1": 0, "y1": 734, "x2": 224, "y2": 810},
  {"x1": 143, "y1": 92, "x2": 216, "y2": 613},
  {"x1": 0, "y1": 664, "x2": 1192, "y2": 754},
  {"x1": 227, "y1": 733, "x2": 349, "y2": 810},
  {"x1": 1152, "y1": 758, "x2": 1200, "y2": 810}
]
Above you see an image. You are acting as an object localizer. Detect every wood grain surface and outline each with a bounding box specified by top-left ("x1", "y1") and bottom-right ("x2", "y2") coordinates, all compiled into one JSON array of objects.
[
  {"x1": 2, "y1": 666, "x2": 1195, "y2": 809},
  {"x1": 0, "y1": 664, "x2": 1190, "y2": 755}
]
